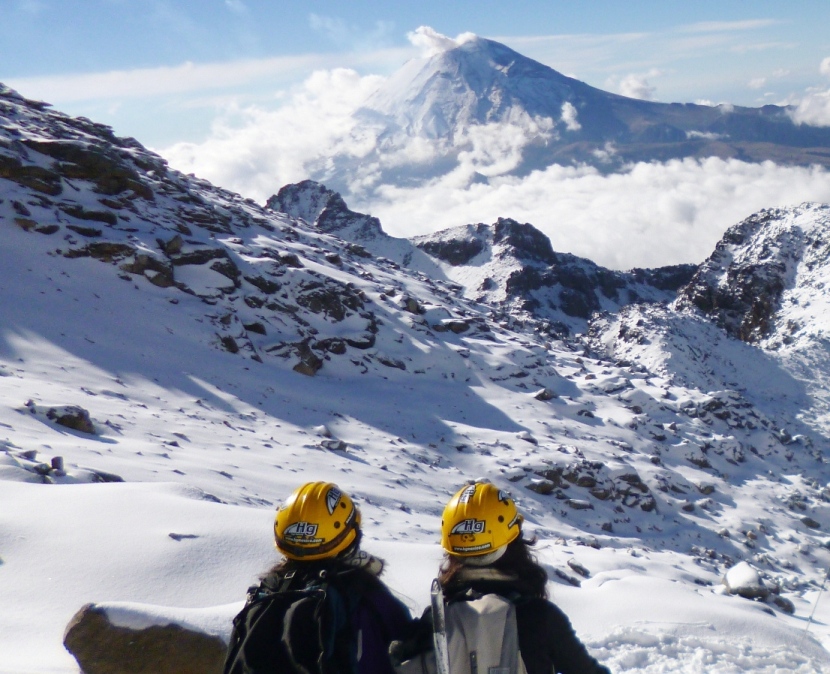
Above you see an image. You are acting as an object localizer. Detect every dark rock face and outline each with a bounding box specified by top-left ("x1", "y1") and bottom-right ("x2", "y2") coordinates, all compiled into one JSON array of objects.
[
  {"x1": 415, "y1": 217, "x2": 693, "y2": 333},
  {"x1": 418, "y1": 234, "x2": 485, "y2": 266},
  {"x1": 64, "y1": 604, "x2": 226, "y2": 674},
  {"x1": 493, "y1": 218, "x2": 557, "y2": 265},
  {"x1": 676, "y1": 208, "x2": 797, "y2": 342}
]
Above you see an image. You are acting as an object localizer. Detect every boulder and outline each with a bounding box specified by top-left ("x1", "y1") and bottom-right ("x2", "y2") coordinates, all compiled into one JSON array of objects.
[
  {"x1": 44, "y1": 404, "x2": 96, "y2": 434},
  {"x1": 722, "y1": 561, "x2": 769, "y2": 600},
  {"x1": 64, "y1": 604, "x2": 226, "y2": 674}
]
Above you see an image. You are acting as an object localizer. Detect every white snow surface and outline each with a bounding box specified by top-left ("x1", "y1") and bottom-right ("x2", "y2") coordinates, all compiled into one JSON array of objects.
[{"x1": 3, "y1": 88, "x2": 830, "y2": 673}]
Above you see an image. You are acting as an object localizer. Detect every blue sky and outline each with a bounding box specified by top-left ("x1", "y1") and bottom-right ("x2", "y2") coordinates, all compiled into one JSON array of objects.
[{"x1": 3, "y1": 0, "x2": 830, "y2": 147}]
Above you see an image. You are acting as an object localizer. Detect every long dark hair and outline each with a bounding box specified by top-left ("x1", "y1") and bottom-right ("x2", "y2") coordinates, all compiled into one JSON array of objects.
[
  {"x1": 261, "y1": 529, "x2": 371, "y2": 580},
  {"x1": 438, "y1": 536, "x2": 549, "y2": 599}
]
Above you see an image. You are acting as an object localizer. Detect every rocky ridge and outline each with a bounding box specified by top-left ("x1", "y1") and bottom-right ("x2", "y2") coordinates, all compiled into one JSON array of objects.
[{"x1": 269, "y1": 180, "x2": 695, "y2": 336}]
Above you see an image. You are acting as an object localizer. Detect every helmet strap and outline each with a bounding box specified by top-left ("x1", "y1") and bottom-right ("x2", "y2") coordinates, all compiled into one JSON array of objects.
[{"x1": 460, "y1": 545, "x2": 507, "y2": 567}]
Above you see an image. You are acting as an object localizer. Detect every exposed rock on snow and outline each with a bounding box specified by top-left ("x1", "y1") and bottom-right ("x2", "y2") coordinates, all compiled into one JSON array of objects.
[
  {"x1": 722, "y1": 561, "x2": 769, "y2": 600},
  {"x1": 676, "y1": 204, "x2": 830, "y2": 345},
  {"x1": 64, "y1": 603, "x2": 227, "y2": 674},
  {"x1": 26, "y1": 401, "x2": 96, "y2": 435},
  {"x1": 413, "y1": 217, "x2": 695, "y2": 335}
]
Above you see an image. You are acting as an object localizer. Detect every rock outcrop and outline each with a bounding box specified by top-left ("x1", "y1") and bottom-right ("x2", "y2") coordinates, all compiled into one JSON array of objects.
[{"x1": 64, "y1": 604, "x2": 226, "y2": 674}]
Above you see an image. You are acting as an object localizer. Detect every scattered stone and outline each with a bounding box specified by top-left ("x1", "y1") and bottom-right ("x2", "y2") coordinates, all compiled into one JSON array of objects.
[
  {"x1": 533, "y1": 388, "x2": 557, "y2": 401},
  {"x1": 697, "y1": 482, "x2": 716, "y2": 495},
  {"x1": 567, "y1": 499, "x2": 594, "y2": 510},
  {"x1": 567, "y1": 559, "x2": 590, "y2": 578},
  {"x1": 771, "y1": 595, "x2": 795, "y2": 614},
  {"x1": 517, "y1": 431, "x2": 537, "y2": 444},
  {"x1": 801, "y1": 516, "x2": 821, "y2": 529},
  {"x1": 526, "y1": 479, "x2": 556, "y2": 495},
  {"x1": 42, "y1": 404, "x2": 96, "y2": 434},
  {"x1": 552, "y1": 568, "x2": 581, "y2": 587}
]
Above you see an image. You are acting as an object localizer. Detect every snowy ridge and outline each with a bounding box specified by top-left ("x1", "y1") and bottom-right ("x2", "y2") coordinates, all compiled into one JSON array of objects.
[
  {"x1": 413, "y1": 217, "x2": 694, "y2": 335},
  {"x1": 3, "y1": 85, "x2": 830, "y2": 672}
]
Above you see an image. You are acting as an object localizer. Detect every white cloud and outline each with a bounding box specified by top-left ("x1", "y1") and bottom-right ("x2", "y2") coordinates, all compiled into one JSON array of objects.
[
  {"x1": 679, "y1": 19, "x2": 782, "y2": 33},
  {"x1": 163, "y1": 69, "x2": 385, "y2": 199},
  {"x1": 789, "y1": 57, "x2": 830, "y2": 127},
  {"x1": 362, "y1": 158, "x2": 830, "y2": 270},
  {"x1": 4, "y1": 46, "x2": 413, "y2": 107},
  {"x1": 686, "y1": 131, "x2": 724, "y2": 140},
  {"x1": 224, "y1": 0, "x2": 247, "y2": 14},
  {"x1": 560, "y1": 102, "x2": 581, "y2": 131},
  {"x1": 407, "y1": 26, "x2": 477, "y2": 57},
  {"x1": 791, "y1": 88, "x2": 830, "y2": 126},
  {"x1": 6, "y1": 55, "x2": 331, "y2": 103},
  {"x1": 159, "y1": 66, "x2": 830, "y2": 272},
  {"x1": 748, "y1": 77, "x2": 767, "y2": 90},
  {"x1": 618, "y1": 71, "x2": 660, "y2": 101}
]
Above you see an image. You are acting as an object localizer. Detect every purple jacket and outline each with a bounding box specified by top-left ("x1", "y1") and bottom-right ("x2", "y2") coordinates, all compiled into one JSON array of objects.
[{"x1": 351, "y1": 576, "x2": 413, "y2": 674}]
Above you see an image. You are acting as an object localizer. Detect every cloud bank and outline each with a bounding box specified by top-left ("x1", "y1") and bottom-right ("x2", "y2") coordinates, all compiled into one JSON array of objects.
[{"x1": 163, "y1": 67, "x2": 830, "y2": 271}]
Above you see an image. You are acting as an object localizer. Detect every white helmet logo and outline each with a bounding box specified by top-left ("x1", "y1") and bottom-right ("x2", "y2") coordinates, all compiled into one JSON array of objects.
[
  {"x1": 451, "y1": 518, "x2": 485, "y2": 535},
  {"x1": 459, "y1": 485, "x2": 477, "y2": 504},
  {"x1": 326, "y1": 487, "x2": 342, "y2": 515},
  {"x1": 284, "y1": 521, "x2": 319, "y2": 537}
]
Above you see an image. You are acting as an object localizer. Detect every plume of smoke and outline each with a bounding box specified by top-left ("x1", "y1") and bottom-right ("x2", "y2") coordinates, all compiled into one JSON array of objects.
[{"x1": 407, "y1": 26, "x2": 478, "y2": 57}]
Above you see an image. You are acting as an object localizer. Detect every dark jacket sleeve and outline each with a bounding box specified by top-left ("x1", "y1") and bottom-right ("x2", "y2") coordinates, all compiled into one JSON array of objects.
[
  {"x1": 516, "y1": 598, "x2": 610, "y2": 674},
  {"x1": 356, "y1": 578, "x2": 415, "y2": 674}
]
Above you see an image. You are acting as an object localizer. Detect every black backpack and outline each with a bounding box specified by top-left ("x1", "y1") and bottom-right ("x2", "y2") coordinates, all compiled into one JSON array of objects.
[{"x1": 223, "y1": 569, "x2": 358, "y2": 674}]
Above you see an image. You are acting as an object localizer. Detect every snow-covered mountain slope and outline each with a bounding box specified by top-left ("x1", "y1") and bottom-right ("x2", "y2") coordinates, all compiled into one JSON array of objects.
[
  {"x1": 268, "y1": 180, "x2": 694, "y2": 336},
  {"x1": 4, "y1": 85, "x2": 830, "y2": 672},
  {"x1": 590, "y1": 203, "x2": 830, "y2": 449},
  {"x1": 316, "y1": 36, "x2": 830, "y2": 194},
  {"x1": 413, "y1": 218, "x2": 695, "y2": 334},
  {"x1": 676, "y1": 203, "x2": 830, "y2": 348}
]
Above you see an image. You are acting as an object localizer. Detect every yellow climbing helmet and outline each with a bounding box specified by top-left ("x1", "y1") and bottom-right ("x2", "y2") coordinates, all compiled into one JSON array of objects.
[
  {"x1": 441, "y1": 481, "x2": 523, "y2": 557},
  {"x1": 274, "y1": 482, "x2": 361, "y2": 561}
]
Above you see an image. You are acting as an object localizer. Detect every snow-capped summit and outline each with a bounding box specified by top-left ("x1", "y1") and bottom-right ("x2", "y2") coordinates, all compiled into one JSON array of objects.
[
  {"x1": 317, "y1": 34, "x2": 830, "y2": 195},
  {"x1": 362, "y1": 35, "x2": 595, "y2": 140}
]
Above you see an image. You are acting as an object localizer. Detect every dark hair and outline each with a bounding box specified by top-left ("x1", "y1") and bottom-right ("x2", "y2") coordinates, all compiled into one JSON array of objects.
[
  {"x1": 262, "y1": 529, "x2": 367, "y2": 580},
  {"x1": 438, "y1": 536, "x2": 549, "y2": 599}
]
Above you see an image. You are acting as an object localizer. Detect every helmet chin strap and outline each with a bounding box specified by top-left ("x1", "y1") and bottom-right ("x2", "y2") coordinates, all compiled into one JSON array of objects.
[{"x1": 459, "y1": 545, "x2": 507, "y2": 567}]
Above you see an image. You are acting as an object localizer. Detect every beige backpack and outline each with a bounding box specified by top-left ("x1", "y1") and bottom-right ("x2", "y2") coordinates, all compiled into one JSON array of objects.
[{"x1": 396, "y1": 591, "x2": 528, "y2": 674}]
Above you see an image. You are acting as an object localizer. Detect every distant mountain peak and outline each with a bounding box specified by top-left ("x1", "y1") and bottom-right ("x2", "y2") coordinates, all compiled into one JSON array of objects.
[{"x1": 317, "y1": 35, "x2": 830, "y2": 196}]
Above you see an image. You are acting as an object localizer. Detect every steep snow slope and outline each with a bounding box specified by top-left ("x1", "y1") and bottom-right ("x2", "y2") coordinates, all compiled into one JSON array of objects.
[{"x1": 3, "y1": 85, "x2": 830, "y2": 672}]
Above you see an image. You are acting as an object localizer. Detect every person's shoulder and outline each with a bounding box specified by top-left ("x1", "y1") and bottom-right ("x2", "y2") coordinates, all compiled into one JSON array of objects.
[{"x1": 517, "y1": 596, "x2": 573, "y2": 627}]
